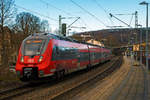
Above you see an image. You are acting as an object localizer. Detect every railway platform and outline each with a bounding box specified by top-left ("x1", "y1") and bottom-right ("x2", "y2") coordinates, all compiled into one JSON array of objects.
[{"x1": 108, "y1": 56, "x2": 150, "y2": 100}]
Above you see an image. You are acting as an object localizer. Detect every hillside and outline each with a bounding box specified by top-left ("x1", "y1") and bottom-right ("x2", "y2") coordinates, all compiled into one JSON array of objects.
[{"x1": 71, "y1": 28, "x2": 145, "y2": 47}]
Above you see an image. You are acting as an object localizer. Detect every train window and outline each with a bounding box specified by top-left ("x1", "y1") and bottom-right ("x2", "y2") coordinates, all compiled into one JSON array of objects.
[
  {"x1": 23, "y1": 39, "x2": 46, "y2": 56},
  {"x1": 52, "y1": 45, "x2": 59, "y2": 60},
  {"x1": 56, "y1": 46, "x2": 60, "y2": 54}
]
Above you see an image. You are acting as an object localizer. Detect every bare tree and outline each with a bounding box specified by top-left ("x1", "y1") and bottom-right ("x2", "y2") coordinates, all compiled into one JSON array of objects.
[
  {"x1": 15, "y1": 12, "x2": 32, "y2": 35},
  {"x1": 40, "y1": 20, "x2": 50, "y2": 32},
  {"x1": 0, "y1": 0, "x2": 15, "y2": 66},
  {"x1": 15, "y1": 12, "x2": 42, "y2": 35},
  {"x1": 0, "y1": 0, "x2": 15, "y2": 30},
  {"x1": 30, "y1": 15, "x2": 41, "y2": 33}
]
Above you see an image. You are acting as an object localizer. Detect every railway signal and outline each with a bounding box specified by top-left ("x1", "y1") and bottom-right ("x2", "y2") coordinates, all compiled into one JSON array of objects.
[
  {"x1": 59, "y1": 15, "x2": 80, "y2": 36},
  {"x1": 62, "y1": 23, "x2": 67, "y2": 36}
]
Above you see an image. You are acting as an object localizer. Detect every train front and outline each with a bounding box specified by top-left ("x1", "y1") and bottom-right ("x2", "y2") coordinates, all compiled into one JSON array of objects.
[{"x1": 15, "y1": 34, "x2": 53, "y2": 81}]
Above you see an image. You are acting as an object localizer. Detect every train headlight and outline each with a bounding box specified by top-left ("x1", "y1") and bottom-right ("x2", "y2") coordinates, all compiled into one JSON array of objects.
[
  {"x1": 20, "y1": 57, "x2": 24, "y2": 62},
  {"x1": 38, "y1": 56, "x2": 43, "y2": 62}
]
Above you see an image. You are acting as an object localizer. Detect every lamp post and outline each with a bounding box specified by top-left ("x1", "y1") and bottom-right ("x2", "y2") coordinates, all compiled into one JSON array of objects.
[
  {"x1": 139, "y1": 1, "x2": 149, "y2": 70},
  {"x1": 138, "y1": 24, "x2": 143, "y2": 65}
]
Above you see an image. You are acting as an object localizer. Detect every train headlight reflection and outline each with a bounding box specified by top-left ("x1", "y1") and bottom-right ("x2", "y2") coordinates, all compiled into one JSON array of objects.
[
  {"x1": 38, "y1": 56, "x2": 43, "y2": 62},
  {"x1": 20, "y1": 57, "x2": 24, "y2": 62}
]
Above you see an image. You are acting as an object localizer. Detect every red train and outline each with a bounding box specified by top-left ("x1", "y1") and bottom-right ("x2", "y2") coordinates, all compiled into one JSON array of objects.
[{"x1": 15, "y1": 33, "x2": 112, "y2": 81}]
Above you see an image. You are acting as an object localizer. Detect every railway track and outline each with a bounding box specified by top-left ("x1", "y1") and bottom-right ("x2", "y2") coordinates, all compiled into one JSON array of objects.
[
  {"x1": 0, "y1": 83, "x2": 39, "y2": 100},
  {"x1": 52, "y1": 56, "x2": 123, "y2": 100},
  {"x1": 0, "y1": 56, "x2": 122, "y2": 100},
  {"x1": 0, "y1": 83, "x2": 28, "y2": 96},
  {"x1": 0, "y1": 78, "x2": 58, "y2": 100}
]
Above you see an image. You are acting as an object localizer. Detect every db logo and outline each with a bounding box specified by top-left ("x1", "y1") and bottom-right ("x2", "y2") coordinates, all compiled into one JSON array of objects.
[{"x1": 28, "y1": 59, "x2": 34, "y2": 63}]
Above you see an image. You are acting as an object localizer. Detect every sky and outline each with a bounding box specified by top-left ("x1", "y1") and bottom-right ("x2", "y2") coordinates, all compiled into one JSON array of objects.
[{"x1": 15, "y1": 0, "x2": 150, "y2": 33}]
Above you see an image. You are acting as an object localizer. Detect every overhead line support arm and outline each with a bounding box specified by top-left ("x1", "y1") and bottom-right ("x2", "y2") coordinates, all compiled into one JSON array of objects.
[{"x1": 109, "y1": 13, "x2": 132, "y2": 28}]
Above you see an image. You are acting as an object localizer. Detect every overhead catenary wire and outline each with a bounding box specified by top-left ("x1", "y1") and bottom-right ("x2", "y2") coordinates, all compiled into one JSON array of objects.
[
  {"x1": 80, "y1": 18, "x2": 92, "y2": 29},
  {"x1": 70, "y1": 0, "x2": 107, "y2": 27},
  {"x1": 68, "y1": 18, "x2": 89, "y2": 32},
  {"x1": 14, "y1": 4, "x2": 58, "y2": 21},
  {"x1": 40, "y1": 0, "x2": 98, "y2": 32},
  {"x1": 40, "y1": 0, "x2": 87, "y2": 33},
  {"x1": 39, "y1": 0, "x2": 74, "y2": 16},
  {"x1": 40, "y1": 0, "x2": 94, "y2": 31},
  {"x1": 129, "y1": 14, "x2": 134, "y2": 26},
  {"x1": 93, "y1": 0, "x2": 114, "y2": 26},
  {"x1": 115, "y1": 13, "x2": 134, "y2": 15}
]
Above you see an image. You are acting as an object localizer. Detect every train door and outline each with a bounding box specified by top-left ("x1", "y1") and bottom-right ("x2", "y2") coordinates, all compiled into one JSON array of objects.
[
  {"x1": 77, "y1": 49, "x2": 81, "y2": 69},
  {"x1": 89, "y1": 45, "x2": 95, "y2": 66},
  {"x1": 87, "y1": 45, "x2": 91, "y2": 66},
  {"x1": 101, "y1": 47, "x2": 104, "y2": 63}
]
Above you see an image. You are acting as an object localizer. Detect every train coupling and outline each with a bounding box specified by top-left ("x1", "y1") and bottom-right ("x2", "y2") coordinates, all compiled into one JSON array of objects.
[{"x1": 22, "y1": 67, "x2": 38, "y2": 80}]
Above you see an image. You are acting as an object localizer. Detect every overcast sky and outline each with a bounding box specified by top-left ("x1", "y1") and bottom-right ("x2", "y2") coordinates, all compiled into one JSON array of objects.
[{"x1": 15, "y1": 0, "x2": 150, "y2": 32}]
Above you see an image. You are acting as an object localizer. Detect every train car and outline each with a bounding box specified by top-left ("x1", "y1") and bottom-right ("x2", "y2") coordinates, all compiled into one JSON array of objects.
[{"x1": 15, "y1": 33, "x2": 111, "y2": 81}]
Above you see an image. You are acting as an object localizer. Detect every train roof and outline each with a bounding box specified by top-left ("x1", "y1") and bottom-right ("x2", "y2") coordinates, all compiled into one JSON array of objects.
[{"x1": 28, "y1": 33, "x2": 109, "y2": 49}]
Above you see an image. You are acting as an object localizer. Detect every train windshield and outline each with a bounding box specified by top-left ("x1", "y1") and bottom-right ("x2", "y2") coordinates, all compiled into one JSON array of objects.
[{"x1": 23, "y1": 39, "x2": 46, "y2": 56}]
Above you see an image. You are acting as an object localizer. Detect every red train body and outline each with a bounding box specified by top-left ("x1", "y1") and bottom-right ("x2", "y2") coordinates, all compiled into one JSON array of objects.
[{"x1": 15, "y1": 33, "x2": 112, "y2": 81}]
